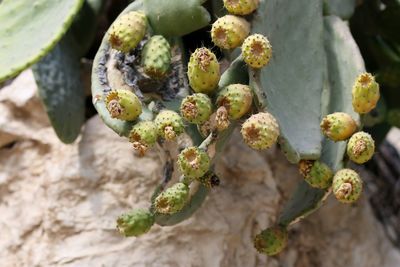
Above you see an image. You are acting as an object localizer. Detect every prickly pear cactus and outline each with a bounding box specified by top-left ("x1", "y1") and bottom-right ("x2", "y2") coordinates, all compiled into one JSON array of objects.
[
  {"x1": 0, "y1": 0, "x2": 84, "y2": 82},
  {"x1": 90, "y1": 0, "x2": 380, "y2": 256}
]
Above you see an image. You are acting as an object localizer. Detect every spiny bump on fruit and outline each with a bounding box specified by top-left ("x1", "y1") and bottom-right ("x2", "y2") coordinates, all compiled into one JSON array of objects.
[
  {"x1": 387, "y1": 109, "x2": 400, "y2": 128},
  {"x1": 242, "y1": 34, "x2": 272, "y2": 69},
  {"x1": 346, "y1": 131, "x2": 375, "y2": 164},
  {"x1": 298, "y1": 160, "x2": 333, "y2": 189},
  {"x1": 108, "y1": 11, "x2": 147, "y2": 53},
  {"x1": 187, "y1": 47, "x2": 221, "y2": 94},
  {"x1": 116, "y1": 209, "x2": 154, "y2": 237},
  {"x1": 154, "y1": 110, "x2": 184, "y2": 141},
  {"x1": 241, "y1": 112, "x2": 280, "y2": 150},
  {"x1": 215, "y1": 106, "x2": 231, "y2": 132},
  {"x1": 129, "y1": 121, "x2": 158, "y2": 156},
  {"x1": 332, "y1": 169, "x2": 363, "y2": 204},
  {"x1": 180, "y1": 93, "x2": 213, "y2": 124},
  {"x1": 352, "y1": 72, "x2": 380, "y2": 114},
  {"x1": 223, "y1": 0, "x2": 260, "y2": 15},
  {"x1": 320, "y1": 112, "x2": 357, "y2": 141},
  {"x1": 216, "y1": 84, "x2": 253, "y2": 120},
  {"x1": 211, "y1": 15, "x2": 250, "y2": 50},
  {"x1": 154, "y1": 183, "x2": 190, "y2": 214},
  {"x1": 141, "y1": 35, "x2": 171, "y2": 79},
  {"x1": 254, "y1": 225, "x2": 288, "y2": 256},
  {"x1": 178, "y1": 147, "x2": 210, "y2": 178},
  {"x1": 105, "y1": 90, "x2": 142, "y2": 121}
]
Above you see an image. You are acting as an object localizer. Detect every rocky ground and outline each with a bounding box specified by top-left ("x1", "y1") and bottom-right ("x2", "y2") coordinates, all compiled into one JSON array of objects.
[{"x1": 1, "y1": 70, "x2": 400, "y2": 267}]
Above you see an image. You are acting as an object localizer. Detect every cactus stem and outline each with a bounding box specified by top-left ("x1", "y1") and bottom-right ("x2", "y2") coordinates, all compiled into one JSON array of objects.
[{"x1": 216, "y1": 106, "x2": 230, "y2": 131}]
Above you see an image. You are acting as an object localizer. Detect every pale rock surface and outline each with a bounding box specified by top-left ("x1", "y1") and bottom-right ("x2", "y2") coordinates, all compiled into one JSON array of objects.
[{"x1": 0, "y1": 70, "x2": 399, "y2": 267}]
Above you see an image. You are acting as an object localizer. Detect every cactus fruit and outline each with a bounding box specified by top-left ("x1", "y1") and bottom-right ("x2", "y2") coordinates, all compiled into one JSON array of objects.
[
  {"x1": 254, "y1": 226, "x2": 288, "y2": 256},
  {"x1": 320, "y1": 112, "x2": 357, "y2": 141},
  {"x1": 298, "y1": 160, "x2": 333, "y2": 189},
  {"x1": 116, "y1": 209, "x2": 155, "y2": 237},
  {"x1": 211, "y1": 15, "x2": 250, "y2": 50},
  {"x1": 215, "y1": 106, "x2": 231, "y2": 131},
  {"x1": 154, "y1": 183, "x2": 190, "y2": 214},
  {"x1": 141, "y1": 35, "x2": 171, "y2": 78},
  {"x1": 241, "y1": 112, "x2": 280, "y2": 150},
  {"x1": 387, "y1": 109, "x2": 400, "y2": 128},
  {"x1": 216, "y1": 84, "x2": 253, "y2": 120},
  {"x1": 108, "y1": 11, "x2": 147, "y2": 53},
  {"x1": 242, "y1": 34, "x2": 272, "y2": 69},
  {"x1": 332, "y1": 169, "x2": 363, "y2": 204},
  {"x1": 129, "y1": 121, "x2": 158, "y2": 156},
  {"x1": 105, "y1": 90, "x2": 142, "y2": 121},
  {"x1": 187, "y1": 47, "x2": 221, "y2": 94},
  {"x1": 154, "y1": 110, "x2": 185, "y2": 141},
  {"x1": 223, "y1": 0, "x2": 260, "y2": 15},
  {"x1": 346, "y1": 131, "x2": 375, "y2": 164},
  {"x1": 352, "y1": 73, "x2": 380, "y2": 114},
  {"x1": 180, "y1": 93, "x2": 213, "y2": 124},
  {"x1": 178, "y1": 146, "x2": 210, "y2": 178}
]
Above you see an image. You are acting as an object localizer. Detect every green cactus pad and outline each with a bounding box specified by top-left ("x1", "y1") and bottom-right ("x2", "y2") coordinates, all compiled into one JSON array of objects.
[
  {"x1": 143, "y1": 0, "x2": 210, "y2": 37},
  {"x1": 323, "y1": 0, "x2": 357, "y2": 20},
  {"x1": 0, "y1": 0, "x2": 85, "y2": 82},
  {"x1": 32, "y1": 33, "x2": 85, "y2": 144},
  {"x1": 116, "y1": 209, "x2": 155, "y2": 237}
]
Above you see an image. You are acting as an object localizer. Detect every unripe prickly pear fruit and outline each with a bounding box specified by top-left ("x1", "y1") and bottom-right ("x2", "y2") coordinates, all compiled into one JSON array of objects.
[
  {"x1": 387, "y1": 109, "x2": 400, "y2": 128},
  {"x1": 242, "y1": 34, "x2": 272, "y2": 69},
  {"x1": 178, "y1": 146, "x2": 210, "y2": 178},
  {"x1": 299, "y1": 160, "x2": 333, "y2": 189},
  {"x1": 241, "y1": 112, "x2": 280, "y2": 150},
  {"x1": 352, "y1": 73, "x2": 380, "y2": 114},
  {"x1": 223, "y1": 0, "x2": 260, "y2": 15},
  {"x1": 116, "y1": 209, "x2": 154, "y2": 237},
  {"x1": 332, "y1": 169, "x2": 363, "y2": 204},
  {"x1": 211, "y1": 15, "x2": 250, "y2": 50},
  {"x1": 155, "y1": 183, "x2": 190, "y2": 214},
  {"x1": 180, "y1": 93, "x2": 212, "y2": 124},
  {"x1": 108, "y1": 11, "x2": 147, "y2": 53},
  {"x1": 187, "y1": 48, "x2": 220, "y2": 94},
  {"x1": 105, "y1": 90, "x2": 142, "y2": 121},
  {"x1": 254, "y1": 225, "x2": 288, "y2": 256},
  {"x1": 216, "y1": 84, "x2": 253, "y2": 120},
  {"x1": 320, "y1": 112, "x2": 357, "y2": 141},
  {"x1": 154, "y1": 110, "x2": 184, "y2": 141},
  {"x1": 141, "y1": 35, "x2": 171, "y2": 78},
  {"x1": 346, "y1": 131, "x2": 375, "y2": 164},
  {"x1": 129, "y1": 121, "x2": 158, "y2": 156}
]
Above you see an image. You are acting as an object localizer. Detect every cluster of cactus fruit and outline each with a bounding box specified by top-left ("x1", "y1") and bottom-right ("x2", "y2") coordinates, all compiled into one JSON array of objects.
[{"x1": 92, "y1": 1, "x2": 384, "y2": 256}]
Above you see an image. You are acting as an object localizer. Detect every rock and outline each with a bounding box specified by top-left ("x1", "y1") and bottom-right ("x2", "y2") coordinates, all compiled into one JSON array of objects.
[{"x1": 0, "y1": 70, "x2": 399, "y2": 266}]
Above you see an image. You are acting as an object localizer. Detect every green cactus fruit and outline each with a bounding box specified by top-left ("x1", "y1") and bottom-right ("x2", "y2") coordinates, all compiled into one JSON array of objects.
[
  {"x1": 320, "y1": 112, "x2": 357, "y2": 141},
  {"x1": 216, "y1": 84, "x2": 253, "y2": 120},
  {"x1": 211, "y1": 15, "x2": 250, "y2": 50},
  {"x1": 187, "y1": 47, "x2": 221, "y2": 94},
  {"x1": 223, "y1": 0, "x2": 260, "y2": 15},
  {"x1": 352, "y1": 73, "x2": 380, "y2": 114},
  {"x1": 254, "y1": 225, "x2": 288, "y2": 256},
  {"x1": 387, "y1": 109, "x2": 400, "y2": 128},
  {"x1": 141, "y1": 35, "x2": 171, "y2": 78},
  {"x1": 241, "y1": 112, "x2": 280, "y2": 150},
  {"x1": 116, "y1": 209, "x2": 155, "y2": 237},
  {"x1": 178, "y1": 147, "x2": 210, "y2": 178},
  {"x1": 346, "y1": 131, "x2": 375, "y2": 164},
  {"x1": 105, "y1": 90, "x2": 142, "y2": 121},
  {"x1": 154, "y1": 110, "x2": 185, "y2": 141},
  {"x1": 242, "y1": 34, "x2": 272, "y2": 69},
  {"x1": 129, "y1": 121, "x2": 158, "y2": 156},
  {"x1": 298, "y1": 160, "x2": 333, "y2": 189},
  {"x1": 108, "y1": 11, "x2": 147, "y2": 53},
  {"x1": 155, "y1": 183, "x2": 190, "y2": 214},
  {"x1": 332, "y1": 169, "x2": 363, "y2": 204},
  {"x1": 180, "y1": 93, "x2": 213, "y2": 124}
]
